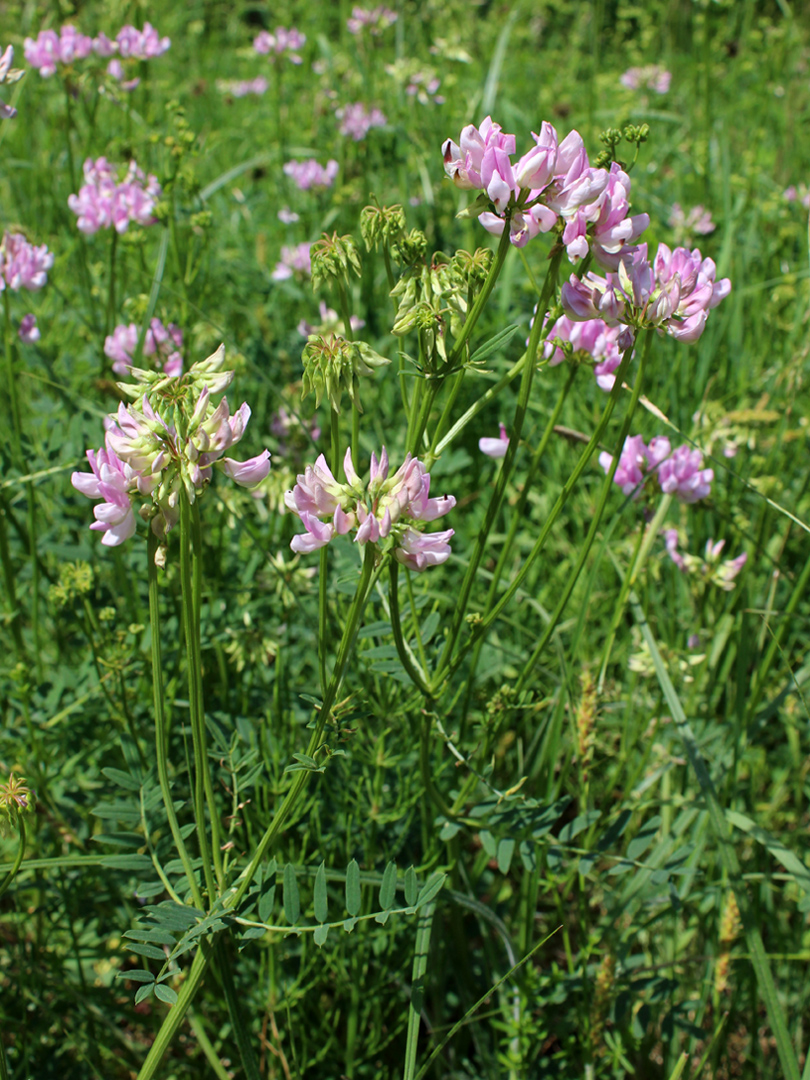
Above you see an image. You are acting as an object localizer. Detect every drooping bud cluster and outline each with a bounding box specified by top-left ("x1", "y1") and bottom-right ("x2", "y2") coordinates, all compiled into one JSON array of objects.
[
  {"x1": 254, "y1": 27, "x2": 306, "y2": 64},
  {"x1": 561, "y1": 242, "x2": 731, "y2": 343},
  {"x1": 301, "y1": 334, "x2": 389, "y2": 412},
  {"x1": 24, "y1": 23, "x2": 169, "y2": 80},
  {"x1": 599, "y1": 435, "x2": 713, "y2": 503},
  {"x1": 665, "y1": 531, "x2": 747, "y2": 590},
  {"x1": 71, "y1": 346, "x2": 270, "y2": 550},
  {"x1": 68, "y1": 157, "x2": 161, "y2": 235},
  {"x1": 0, "y1": 45, "x2": 23, "y2": 119},
  {"x1": 442, "y1": 116, "x2": 647, "y2": 258},
  {"x1": 0, "y1": 231, "x2": 54, "y2": 291},
  {"x1": 0, "y1": 774, "x2": 34, "y2": 837},
  {"x1": 390, "y1": 256, "x2": 468, "y2": 372},
  {"x1": 104, "y1": 318, "x2": 183, "y2": 377},
  {"x1": 285, "y1": 448, "x2": 455, "y2": 571}
]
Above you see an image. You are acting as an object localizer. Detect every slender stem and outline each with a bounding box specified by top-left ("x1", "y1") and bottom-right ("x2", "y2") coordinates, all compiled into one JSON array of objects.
[
  {"x1": 331, "y1": 406, "x2": 341, "y2": 475},
  {"x1": 388, "y1": 561, "x2": 430, "y2": 693},
  {"x1": 136, "y1": 940, "x2": 214, "y2": 1080},
  {"x1": 214, "y1": 935, "x2": 261, "y2": 1080},
  {"x1": 514, "y1": 329, "x2": 650, "y2": 692},
  {"x1": 445, "y1": 225, "x2": 512, "y2": 371},
  {"x1": 106, "y1": 229, "x2": 118, "y2": 343},
  {"x1": 405, "y1": 570, "x2": 429, "y2": 677},
  {"x1": 0, "y1": 490, "x2": 24, "y2": 659},
  {"x1": 597, "y1": 493, "x2": 672, "y2": 692},
  {"x1": 0, "y1": 817, "x2": 25, "y2": 901},
  {"x1": 427, "y1": 370, "x2": 464, "y2": 460},
  {"x1": 407, "y1": 379, "x2": 440, "y2": 457},
  {"x1": 147, "y1": 530, "x2": 204, "y2": 909},
  {"x1": 433, "y1": 250, "x2": 562, "y2": 684},
  {"x1": 318, "y1": 546, "x2": 329, "y2": 692},
  {"x1": 179, "y1": 493, "x2": 219, "y2": 902}
]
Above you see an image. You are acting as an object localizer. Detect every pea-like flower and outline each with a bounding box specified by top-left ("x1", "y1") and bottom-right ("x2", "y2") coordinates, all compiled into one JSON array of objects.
[
  {"x1": 68, "y1": 157, "x2": 161, "y2": 235},
  {"x1": 599, "y1": 435, "x2": 713, "y2": 503},
  {"x1": 285, "y1": 448, "x2": 455, "y2": 570},
  {"x1": 0, "y1": 231, "x2": 54, "y2": 291}
]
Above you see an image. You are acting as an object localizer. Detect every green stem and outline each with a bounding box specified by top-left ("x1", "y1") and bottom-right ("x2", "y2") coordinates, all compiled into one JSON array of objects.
[
  {"x1": 402, "y1": 901, "x2": 437, "y2": 1080},
  {"x1": 179, "y1": 493, "x2": 219, "y2": 902},
  {"x1": 445, "y1": 225, "x2": 512, "y2": 371},
  {"x1": 147, "y1": 530, "x2": 203, "y2": 909},
  {"x1": 433, "y1": 250, "x2": 562, "y2": 685},
  {"x1": 0, "y1": 816, "x2": 25, "y2": 901},
  {"x1": 0, "y1": 490, "x2": 24, "y2": 659},
  {"x1": 514, "y1": 329, "x2": 650, "y2": 692},
  {"x1": 136, "y1": 940, "x2": 214, "y2": 1080},
  {"x1": 388, "y1": 560, "x2": 430, "y2": 693},
  {"x1": 597, "y1": 493, "x2": 672, "y2": 692},
  {"x1": 106, "y1": 229, "x2": 118, "y2": 343},
  {"x1": 407, "y1": 378, "x2": 439, "y2": 457},
  {"x1": 214, "y1": 935, "x2": 261, "y2": 1080},
  {"x1": 318, "y1": 546, "x2": 329, "y2": 693}
]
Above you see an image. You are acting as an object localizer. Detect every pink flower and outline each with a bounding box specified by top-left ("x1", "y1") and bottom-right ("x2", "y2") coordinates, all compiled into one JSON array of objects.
[
  {"x1": 116, "y1": 23, "x2": 170, "y2": 60},
  {"x1": 540, "y1": 312, "x2": 629, "y2": 391},
  {"x1": 668, "y1": 203, "x2": 715, "y2": 242},
  {"x1": 1, "y1": 232, "x2": 54, "y2": 291},
  {"x1": 24, "y1": 25, "x2": 93, "y2": 76},
  {"x1": 657, "y1": 445, "x2": 713, "y2": 503},
  {"x1": 68, "y1": 158, "x2": 161, "y2": 235},
  {"x1": 71, "y1": 436, "x2": 147, "y2": 546},
  {"x1": 0, "y1": 44, "x2": 19, "y2": 119},
  {"x1": 620, "y1": 65, "x2": 671, "y2": 94},
  {"x1": 220, "y1": 452, "x2": 271, "y2": 487},
  {"x1": 105, "y1": 318, "x2": 183, "y2": 376},
  {"x1": 271, "y1": 242, "x2": 312, "y2": 281},
  {"x1": 395, "y1": 527, "x2": 454, "y2": 571},
  {"x1": 283, "y1": 159, "x2": 339, "y2": 191},
  {"x1": 336, "y1": 103, "x2": 387, "y2": 141},
  {"x1": 601, "y1": 435, "x2": 712, "y2": 503},
  {"x1": 347, "y1": 6, "x2": 398, "y2": 34},
  {"x1": 18, "y1": 314, "x2": 40, "y2": 343},
  {"x1": 253, "y1": 27, "x2": 305, "y2": 63},
  {"x1": 664, "y1": 528, "x2": 685, "y2": 569},
  {"x1": 479, "y1": 423, "x2": 509, "y2": 458},
  {"x1": 218, "y1": 76, "x2": 268, "y2": 97}
]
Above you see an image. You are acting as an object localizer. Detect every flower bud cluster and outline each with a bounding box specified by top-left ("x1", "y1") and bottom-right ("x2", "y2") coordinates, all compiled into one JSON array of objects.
[
  {"x1": 360, "y1": 203, "x2": 406, "y2": 251},
  {"x1": 561, "y1": 242, "x2": 731, "y2": 343},
  {"x1": 665, "y1": 531, "x2": 747, "y2": 590},
  {"x1": 442, "y1": 116, "x2": 648, "y2": 258},
  {"x1": 600, "y1": 435, "x2": 713, "y2": 503},
  {"x1": 285, "y1": 448, "x2": 455, "y2": 571},
  {"x1": 254, "y1": 27, "x2": 306, "y2": 63},
  {"x1": 0, "y1": 45, "x2": 23, "y2": 119},
  {"x1": 24, "y1": 23, "x2": 169, "y2": 79},
  {"x1": 310, "y1": 233, "x2": 362, "y2": 290},
  {"x1": 390, "y1": 258, "x2": 468, "y2": 371},
  {"x1": 72, "y1": 346, "x2": 270, "y2": 549},
  {"x1": 0, "y1": 231, "x2": 54, "y2": 291},
  {"x1": 301, "y1": 334, "x2": 389, "y2": 412},
  {"x1": 0, "y1": 774, "x2": 34, "y2": 837},
  {"x1": 104, "y1": 318, "x2": 183, "y2": 377},
  {"x1": 68, "y1": 157, "x2": 161, "y2": 235}
]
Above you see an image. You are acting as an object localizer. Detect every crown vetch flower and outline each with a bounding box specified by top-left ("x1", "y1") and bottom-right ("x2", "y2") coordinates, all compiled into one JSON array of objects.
[
  {"x1": 72, "y1": 346, "x2": 270, "y2": 549},
  {"x1": 24, "y1": 26, "x2": 93, "y2": 76},
  {"x1": 105, "y1": 319, "x2": 183, "y2": 377},
  {"x1": 18, "y1": 314, "x2": 40, "y2": 343},
  {"x1": 337, "y1": 103, "x2": 387, "y2": 141},
  {"x1": 254, "y1": 27, "x2": 306, "y2": 63},
  {"x1": 0, "y1": 44, "x2": 23, "y2": 118},
  {"x1": 479, "y1": 423, "x2": 509, "y2": 459},
  {"x1": 68, "y1": 158, "x2": 161, "y2": 235},
  {"x1": 600, "y1": 435, "x2": 713, "y2": 503},
  {"x1": 283, "y1": 159, "x2": 339, "y2": 191},
  {"x1": 285, "y1": 447, "x2": 455, "y2": 570},
  {"x1": 347, "y1": 6, "x2": 398, "y2": 34},
  {"x1": 0, "y1": 232, "x2": 55, "y2": 291},
  {"x1": 271, "y1": 242, "x2": 312, "y2": 281}
]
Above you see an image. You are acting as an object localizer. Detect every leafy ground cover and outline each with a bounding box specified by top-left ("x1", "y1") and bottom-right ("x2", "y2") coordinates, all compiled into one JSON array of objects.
[{"x1": 2, "y1": 1, "x2": 810, "y2": 1077}]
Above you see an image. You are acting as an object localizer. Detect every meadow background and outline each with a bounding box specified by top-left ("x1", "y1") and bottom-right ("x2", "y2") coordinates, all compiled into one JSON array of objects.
[{"x1": 2, "y1": 0, "x2": 810, "y2": 1077}]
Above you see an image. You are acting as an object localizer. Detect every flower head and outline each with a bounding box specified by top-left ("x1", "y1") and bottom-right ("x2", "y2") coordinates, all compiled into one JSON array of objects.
[
  {"x1": 0, "y1": 45, "x2": 24, "y2": 118},
  {"x1": 0, "y1": 232, "x2": 54, "y2": 291},
  {"x1": 271, "y1": 242, "x2": 312, "y2": 281},
  {"x1": 283, "y1": 159, "x2": 339, "y2": 191},
  {"x1": 600, "y1": 434, "x2": 713, "y2": 504},
  {"x1": 68, "y1": 157, "x2": 161, "y2": 235},
  {"x1": 254, "y1": 27, "x2": 306, "y2": 63},
  {"x1": 105, "y1": 319, "x2": 183, "y2": 377},
  {"x1": 337, "y1": 103, "x2": 387, "y2": 141}
]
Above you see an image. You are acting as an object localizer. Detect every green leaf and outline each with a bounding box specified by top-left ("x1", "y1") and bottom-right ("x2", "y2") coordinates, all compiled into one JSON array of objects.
[
  {"x1": 313, "y1": 923, "x2": 329, "y2": 947},
  {"x1": 404, "y1": 866, "x2": 417, "y2": 907},
  {"x1": 379, "y1": 862, "x2": 397, "y2": 910},
  {"x1": 415, "y1": 872, "x2": 446, "y2": 910},
  {"x1": 134, "y1": 881, "x2": 167, "y2": 900},
  {"x1": 479, "y1": 830, "x2": 497, "y2": 858},
  {"x1": 283, "y1": 863, "x2": 300, "y2": 925},
  {"x1": 420, "y1": 612, "x2": 440, "y2": 645},
  {"x1": 134, "y1": 983, "x2": 155, "y2": 1005},
  {"x1": 559, "y1": 811, "x2": 600, "y2": 844},
  {"x1": 102, "y1": 767, "x2": 143, "y2": 792},
  {"x1": 726, "y1": 810, "x2": 810, "y2": 895},
  {"x1": 469, "y1": 323, "x2": 520, "y2": 365},
  {"x1": 314, "y1": 862, "x2": 328, "y2": 924},
  {"x1": 125, "y1": 942, "x2": 167, "y2": 961},
  {"x1": 125, "y1": 928, "x2": 177, "y2": 946},
  {"x1": 496, "y1": 838, "x2": 515, "y2": 875},
  {"x1": 439, "y1": 820, "x2": 461, "y2": 841},
  {"x1": 342, "y1": 917, "x2": 358, "y2": 933},
  {"x1": 116, "y1": 969, "x2": 155, "y2": 984},
  {"x1": 627, "y1": 815, "x2": 662, "y2": 861},
  {"x1": 102, "y1": 854, "x2": 154, "y2": 872},
  {"x1": 259, "y1": 859, "x2": 277, "y2": 923},
  {"x1": 154, "y1": 983, "x2": 178, "y2": 1006},
  {"x1": 346, "y1": 859, "x2": 361, "y2": 917}
]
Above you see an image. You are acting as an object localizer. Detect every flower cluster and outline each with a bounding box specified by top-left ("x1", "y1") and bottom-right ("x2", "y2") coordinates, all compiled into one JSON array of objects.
[
  {"x1": 783, "y1": 185, "x2": 810, "y2": 210},
  {"x1": 442, "y1": 117, "x2": 647, "y2": 257},
  {"x1": 217, "y1": 76, "x2": 268, "y2": 98},
  {"x1": 68, "y1": 157, "x2": 161, "y2": 235},
  {"x1": 0, "y1": 232, "x2": 54, "y2": 291},
  {"x1": 19, "y1": 314, "x2": 40, "y2": 343},
  {"x1": 271, "y1": 242, "x2": 312, "y2": 281},
  {"x1": 600, "y1": 435, "x2": 713, "y2": 503},
  {"x1": 0, "y1": 45, "x2": 23, "y2": 119},
  {"x1": 105, "y1": 319, "x2": 183, "y2": 377},
  {"x1": 665, "y1": 532, "x2": 747, "y2": 590},
  {"x1": 283, "y1": 159, "x2": 339, "y2": 191},
  {"x1": 347, "y1": 6, "x2": 398, "y2": 34},
  {"x1": 541, "y1": 312, "x2": 630, "y2": 391},
  {"x1": 254, "y1": 27, "x2": 306, "y2": 63},
  {"x1": 405, "y1": 72, "x2": 444, "y2": 105},
  {"x1": 619, "y1": 65, "x2": 671, "y2": 94},
  {"x1": 72, "y1": 346, "x2": 270, "y2": 549},
  {"x1": 561, "y1": 242, "x2": 731, "y2": 343},
  {"x1": 24, "y1": 23, "x2": 169, "y2": 79},
  {"x1": 0, "y1": 774, "x2": 34, "y2": 837},
  {"x1": 668, "y1": 203, "x2": 715, "y2": 242},
  {"x1": 337, "y1": 103, "x2": 387, "y2": 141},
  {"x1": 285, "y1": 448, "x2": 454, "y2": 570}
]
